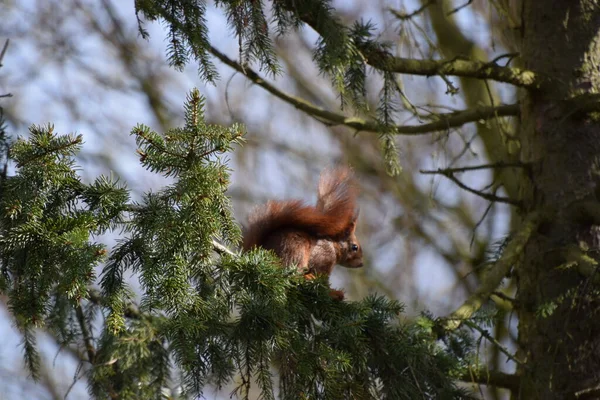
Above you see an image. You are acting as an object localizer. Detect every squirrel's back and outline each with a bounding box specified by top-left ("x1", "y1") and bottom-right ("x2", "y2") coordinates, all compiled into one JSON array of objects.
[{"x1": 242, "y1": 167, "x2": 358, "y2": 251}]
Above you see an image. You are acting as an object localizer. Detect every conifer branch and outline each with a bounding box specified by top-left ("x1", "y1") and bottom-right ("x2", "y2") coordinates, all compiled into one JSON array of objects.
[
  {"x1": 441, "y1": 211, "x2": 542, "y2": 332},
  {"x1": 290, "y1": 9, "x2": 542, "y2": 88},
  {"x1": 460, "y1": 368, "x2": 520, "y2": 392},
  {"x1": 88, "y1": 287, "x2": 141, "y2": 319},
  {"x1": 209, "y1": 46, "x2": 519, "y2": 135},
  {"x1": 122, "y1": 203, "x2": 237, "y2": 256}
]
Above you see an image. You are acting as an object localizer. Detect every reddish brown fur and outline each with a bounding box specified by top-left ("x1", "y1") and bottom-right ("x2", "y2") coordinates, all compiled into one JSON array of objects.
[{"x1": 243, "y1": 167, "x2": 363, "y2": 299}]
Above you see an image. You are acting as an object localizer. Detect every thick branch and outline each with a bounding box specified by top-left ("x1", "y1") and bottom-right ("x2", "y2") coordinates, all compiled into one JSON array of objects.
[
  {"x1": 368, "y1": 54, "x2": 539, "y2": 88},
  {"x1": 442, "y1": 212, "x2": 542, "y2": 331},
  {"x1": 209, "y1": 46, "x2": 519, "y2": 135},
  {"x1": 288, "y1": 8, "x2": 541, "y2": 88}
]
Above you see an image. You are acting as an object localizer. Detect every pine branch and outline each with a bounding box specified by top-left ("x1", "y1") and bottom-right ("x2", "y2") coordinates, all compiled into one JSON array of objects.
[
  {"x1": 209, "y1": 46, "x2": 519, "y2": 135},
  {"x1": 460, "y1": 368, "x2": 520, "y2": 392},
  {"x1": 441, "y1": 211, "x2": 542, "y2": 332},
  {"x1": 87, "y1": 287, "x2": 141, "y2": 319},
  {"x1": 122, "y1": 203, "x2": 237, "y2": 256}
]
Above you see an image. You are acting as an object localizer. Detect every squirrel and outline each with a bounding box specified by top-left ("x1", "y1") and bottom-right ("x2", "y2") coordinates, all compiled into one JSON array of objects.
[{"x1": 242, "y1": 166, "x2": 363, "y2": 300}]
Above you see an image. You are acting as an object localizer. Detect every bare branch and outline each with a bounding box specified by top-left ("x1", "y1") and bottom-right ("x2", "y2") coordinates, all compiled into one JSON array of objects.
[
  {"x1": 447, "y1": 0, "x2": 473, "y2": 16},
  {"x1": 0, "y1": 39, "x2": 9, "y2": 67},
  {"x1": 212, "y1": 240, "x2": 238, "y2": 256},
  {"x1": 75, "y1": 303, "x2": 96, "y2": 364},
  {"x1": 421, "y1": 161, "x2": 527, "y2": 174},
  {"x1": 442, "y1": 211, "x2": 542, "y2": 331},
  {"x1": 575, "y1": 382, "x2": 600, "y2": 399},
  {"x1": 388, "y1": 2, "x2": 435, "y2": 21},
  {"x1": 422, "y1": 168, "x2": 521, "y2": 206},
  {"x1": 465, "y1": 320, "x2": 524, "y2": 365}
]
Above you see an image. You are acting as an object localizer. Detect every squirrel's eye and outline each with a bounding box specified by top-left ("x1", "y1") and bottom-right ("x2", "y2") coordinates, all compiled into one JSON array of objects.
[{"x1": 351, "y1": 244, "x2": 358, "y2": 251}]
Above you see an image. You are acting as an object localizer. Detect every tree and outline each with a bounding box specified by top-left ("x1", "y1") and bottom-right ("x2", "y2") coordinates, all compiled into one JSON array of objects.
[
  {"x1": 2, "y1": 0, "x2": 600, "y2": 399},
  {"x1": 0, "y1": 89, "x2": 473, "y2": 399}
]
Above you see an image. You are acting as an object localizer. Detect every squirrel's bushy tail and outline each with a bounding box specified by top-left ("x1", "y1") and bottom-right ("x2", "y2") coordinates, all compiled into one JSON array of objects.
[{"x1": 243, "y1": 167, "x2": 358, "y2": 251}]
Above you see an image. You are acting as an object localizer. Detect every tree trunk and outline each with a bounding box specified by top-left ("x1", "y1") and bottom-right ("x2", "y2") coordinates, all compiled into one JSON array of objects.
[{"x1": 518, "y1": 2, "x2": 600, "y2": 398}]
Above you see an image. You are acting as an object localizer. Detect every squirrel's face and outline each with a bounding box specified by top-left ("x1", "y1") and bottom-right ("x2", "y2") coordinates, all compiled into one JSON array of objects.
[{"x1": 340, "y1": 232, "x2": 363, "y2": 269}]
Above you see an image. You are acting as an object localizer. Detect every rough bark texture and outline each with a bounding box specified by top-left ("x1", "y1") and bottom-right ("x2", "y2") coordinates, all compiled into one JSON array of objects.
[{"x1": 518, "y1": 2, "x2": 600, "y2": 399}]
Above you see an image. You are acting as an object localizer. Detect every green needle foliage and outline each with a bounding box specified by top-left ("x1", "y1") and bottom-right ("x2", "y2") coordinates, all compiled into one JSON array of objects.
[
  {"x1": 134, "y1": 0, "x2": 402, "y2": 175},
  {"x1": 0, "y1": 89, "x2": 474, "y2": 399}
]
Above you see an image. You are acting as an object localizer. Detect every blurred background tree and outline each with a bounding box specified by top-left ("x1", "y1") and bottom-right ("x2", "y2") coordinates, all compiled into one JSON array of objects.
[{"x1": 0, "y1": 0, "x2": 568, "y2": 399}]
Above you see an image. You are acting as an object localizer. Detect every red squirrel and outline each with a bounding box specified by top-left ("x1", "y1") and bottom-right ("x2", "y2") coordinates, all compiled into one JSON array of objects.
[{"x1": 243, "y1": 166, "x2": 363, "y2": 300}]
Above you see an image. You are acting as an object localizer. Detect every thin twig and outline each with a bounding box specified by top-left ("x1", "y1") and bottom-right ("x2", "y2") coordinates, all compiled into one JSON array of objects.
[
  {"x1": 447, "y1": 0, "x2": 473, "y2": 15},
  {"x1": 421, "y1": 162, "x2": 527, "y2": 174},
  {"x1": 489, "y1": 52, "x2": 520, "y2": 67},
  {"x1": 441, "y1": 211, "x2": 542, "y2": 332},
  {"x1": 425, "y1": 169, "x2": 521, "y2": 206},
  {"x1": 492, "y1": 291, "x2": 518, "y2": 304},
  {"x1": 212, "y1": 240, "x2": 238, "y2": 256},
  {"x1": 465, "y1": 320, "x2": 524, "y2": 365},
  {"x1": 388, "y1": 2, "x2": 435, "y2": 21},
  {"x1": 575, "y1": 383, "x2": 600, "y2": 399},
  {"x1": 0, "y1": 39, "x2": 9, "y2": 67},
  {"x1": 470, "y1": 201, "x2": 493, "y2": 248},
  {"x1": 460, "y1": 367, "x2": 521, "y2": 392}
]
